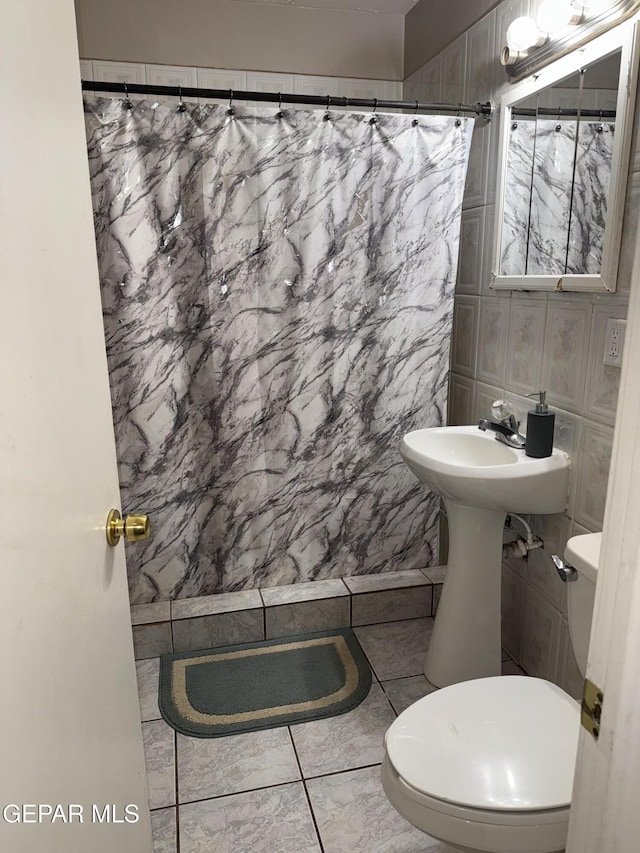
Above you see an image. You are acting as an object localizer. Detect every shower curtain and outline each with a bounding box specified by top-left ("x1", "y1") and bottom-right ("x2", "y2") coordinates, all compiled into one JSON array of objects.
[
  {"x1": 501, "y1": 118, "x2": 614, "y2": 276},
  {"x1": 84, "y1": 97, "x2": 472, "y2": 603}
]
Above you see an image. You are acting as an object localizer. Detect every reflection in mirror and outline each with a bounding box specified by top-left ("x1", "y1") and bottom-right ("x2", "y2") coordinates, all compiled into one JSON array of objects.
[
  {"x1": 501, "y1": 96, "x2": 537, "y2": 276},
  {"x1": 499, "y1": 50, "x2": 620, "y2": 278},
  {"x1": 529, "y1": 72, "x2": 582, "y2": 276},
  {"x1": 567, "y1": 53, "x2": 620, "y2": 274}
]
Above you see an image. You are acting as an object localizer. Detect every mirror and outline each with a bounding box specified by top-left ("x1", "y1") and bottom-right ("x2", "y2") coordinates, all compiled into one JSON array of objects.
[{"x1": 494, "y1": 22, "x2": 638, "y2": 292}]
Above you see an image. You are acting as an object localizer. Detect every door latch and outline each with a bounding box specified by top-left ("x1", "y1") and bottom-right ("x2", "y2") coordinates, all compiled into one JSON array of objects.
[{"x1": 581, "y1": 678, "x2": 604, "y2": 740}]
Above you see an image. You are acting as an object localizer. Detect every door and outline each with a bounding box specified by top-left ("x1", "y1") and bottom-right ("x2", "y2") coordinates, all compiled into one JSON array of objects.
[
  {"x1": 566, "y1": 207, "x2": 640, "y2": 846},
  {"x1": 0, "y1": 1, "x2": 152, "y2": 851}
]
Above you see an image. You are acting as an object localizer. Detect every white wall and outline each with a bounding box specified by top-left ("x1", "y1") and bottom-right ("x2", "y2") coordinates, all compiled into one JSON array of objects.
[{"x1": 74, "y1": 0, "x2": 405, "y2": 81}]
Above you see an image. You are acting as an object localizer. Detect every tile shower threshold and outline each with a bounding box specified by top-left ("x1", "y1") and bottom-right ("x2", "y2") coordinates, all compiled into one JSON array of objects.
[{"x1": 131, "y1": 568, "x2": 445, "y2": 660}]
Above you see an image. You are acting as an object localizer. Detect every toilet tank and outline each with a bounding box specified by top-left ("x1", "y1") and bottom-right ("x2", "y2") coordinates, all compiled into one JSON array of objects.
[{"x1": 564, "y1": 533, "x2": 601, "y2": 676}]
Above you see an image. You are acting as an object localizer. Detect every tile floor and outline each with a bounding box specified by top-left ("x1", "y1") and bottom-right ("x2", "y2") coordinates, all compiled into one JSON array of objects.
[{"x1": 138, "y1": 616, "x2": 525, "y2": 853}]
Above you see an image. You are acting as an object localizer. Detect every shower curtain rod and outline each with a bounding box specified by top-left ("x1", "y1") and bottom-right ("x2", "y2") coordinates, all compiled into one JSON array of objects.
[
  {"x1": 512, "y1": 107, "x2": 616, "y2": 119},
  {"x1": 81, "y1": 80, "x2": 493, "y2": 117}
]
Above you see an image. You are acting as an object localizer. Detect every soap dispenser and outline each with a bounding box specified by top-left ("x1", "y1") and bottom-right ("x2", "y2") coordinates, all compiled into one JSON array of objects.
[{"x1": 525, "y1": 390, "x2": 555, "y2": 458}]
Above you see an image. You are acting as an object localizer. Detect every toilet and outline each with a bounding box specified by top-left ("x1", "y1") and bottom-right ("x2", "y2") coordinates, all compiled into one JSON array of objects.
[{"x1": 382, "y1": 533, "x2": 600, "y2": 853}]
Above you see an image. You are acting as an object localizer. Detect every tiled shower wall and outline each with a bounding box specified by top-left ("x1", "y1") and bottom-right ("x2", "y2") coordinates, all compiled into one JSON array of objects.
[
  {"x1": 78, "y1": 59, "x2": 401, "y2": 109},
  {"x1": 405, "y1": 0, "x2": 639, "y2": 699}
]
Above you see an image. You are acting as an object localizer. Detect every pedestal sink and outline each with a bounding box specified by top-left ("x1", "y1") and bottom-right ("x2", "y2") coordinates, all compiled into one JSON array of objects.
[{"x1": 401, "y1": 425, "x2": 570, "y2": 688}]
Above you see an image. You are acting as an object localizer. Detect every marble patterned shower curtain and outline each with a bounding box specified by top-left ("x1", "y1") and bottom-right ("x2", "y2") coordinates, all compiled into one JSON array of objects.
[
  {"x1": 84, "y1": 97, "x2": 472, "y2": 603},
  {"x1": 567, "y1": 121, "x2": 615, "y2": 274}
]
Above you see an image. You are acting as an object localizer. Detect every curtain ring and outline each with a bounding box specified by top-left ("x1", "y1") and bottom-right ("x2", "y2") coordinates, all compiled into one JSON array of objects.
[
  {"x1": 323, "y1": 95, "x2": 331, "y2": 122},
  {"x1": 597, "y1": 109, "x2": 604, "y2": 133},
  {"x1": 122, "y1": 82, "x2": 133, "y2": 110},
  {"x1": 177, "y1": 85, "x2": 186, "y2": 112},
  {"x1": 556, "y1": 107, "x2": 562, "y2": 133},
  {"x1": 227, "y1": 89, "x2": 235, "y2": 117},
  {"x1": 412, "y1": 100, "x2": 419, "y2": 126},
  {"x1": 369, "y1": 98, "x2": 378, "y2": 125},
  {"x1": 276, "y1": 92, "x2": 284, "y2": 119},
  {"x1": 455, "y1": 102, "x2": 462, "y2": 127}
]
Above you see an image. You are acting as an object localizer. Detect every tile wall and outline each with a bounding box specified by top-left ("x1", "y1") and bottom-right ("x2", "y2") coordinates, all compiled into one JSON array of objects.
[
  {"x1": 131, "y1": 570, "x2": 443, "y2": 660},
  {"x1": 404, "y1": 0, "x2": 638, "y2": 699},
  {"x1": 78, "y1": 59, "x2": 402, "y2": 109}
]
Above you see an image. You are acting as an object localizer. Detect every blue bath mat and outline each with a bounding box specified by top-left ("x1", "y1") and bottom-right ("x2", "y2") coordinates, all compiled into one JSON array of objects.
[{"x1": 158, "y1": 628, "x2": 372, "y2": 737}]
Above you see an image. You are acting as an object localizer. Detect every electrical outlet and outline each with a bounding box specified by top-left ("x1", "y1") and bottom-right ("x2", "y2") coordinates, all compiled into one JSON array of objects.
[{"x1": 603, "y1": 318, "x2": 626, "y2": 367}]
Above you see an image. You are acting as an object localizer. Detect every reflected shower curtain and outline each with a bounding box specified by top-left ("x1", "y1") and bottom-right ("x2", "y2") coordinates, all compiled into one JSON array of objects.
[
  {"x1": 501, "y1": 119, "x2": 614, "y2": 276},
  {"x1": 528, "y1": 120, "x2": 614, "y2": 275},
  {"x1": 567, "y1": 121, "x2": 615, "y2": 274},
  {"x1": 84, "y1": 98, "x2": 472, "y2": 603}
]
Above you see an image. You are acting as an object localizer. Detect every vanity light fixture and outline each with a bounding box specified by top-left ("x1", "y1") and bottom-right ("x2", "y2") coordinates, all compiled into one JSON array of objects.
[
  {"x1": 501, "y1": 0, "x2": 640, "y2": 76},
  {"x1": 506, "y1": 16, "x2": 547, "y2": 51},
  {"x1": 580, "y1": 0, "x2": 611, "y2": 11},
  {"x1": 537, "y1": 0, "x2": 583, "y2": 36},
  {"x1": 502, "y1": 16, "x2": 548, "y2": 66}
]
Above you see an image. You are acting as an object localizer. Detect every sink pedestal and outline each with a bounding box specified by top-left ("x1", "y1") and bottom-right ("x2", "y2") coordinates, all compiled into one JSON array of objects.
[
  {"x1": 400, "y1": 425, "x2": 569, "y2": 687},
  {"x1": 424, "y1": 501, "x2": 505, "y2": 688}
]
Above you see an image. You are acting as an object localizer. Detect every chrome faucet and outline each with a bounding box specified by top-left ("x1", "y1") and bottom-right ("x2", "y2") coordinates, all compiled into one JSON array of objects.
[{"x1": 478, "y1": 402, "x2": 526, "y2": 449}]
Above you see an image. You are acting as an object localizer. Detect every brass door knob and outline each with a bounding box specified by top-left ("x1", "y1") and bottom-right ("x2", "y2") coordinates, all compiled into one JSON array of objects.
[{"x1": 106, "y1": 508, "x2": 151, "y2": 547}]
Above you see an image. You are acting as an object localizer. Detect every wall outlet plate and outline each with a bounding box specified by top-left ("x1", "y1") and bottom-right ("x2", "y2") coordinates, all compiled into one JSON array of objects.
[{"x1": 603, "y1": 318, "x2": 627, "y2": 367}]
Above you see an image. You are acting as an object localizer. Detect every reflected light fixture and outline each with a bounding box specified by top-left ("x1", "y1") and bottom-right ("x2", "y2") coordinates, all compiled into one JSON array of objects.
[{"x1": 537, "y1": 0, "x2": 583, "y2": 36}]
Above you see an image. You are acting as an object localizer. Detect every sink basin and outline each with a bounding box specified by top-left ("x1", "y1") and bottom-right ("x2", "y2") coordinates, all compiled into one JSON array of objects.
[
  {"x1": 400, "y1": 425, "x2": 570, "y2": 688},
  {"x1": 401, "y1": 426, "x2": 570, "y2": 514}
]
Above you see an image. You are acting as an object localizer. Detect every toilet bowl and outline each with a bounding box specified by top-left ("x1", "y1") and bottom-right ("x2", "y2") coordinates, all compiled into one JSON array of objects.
[{"x1": 382, "y1": 532, "x2": 600, "y2": 853}]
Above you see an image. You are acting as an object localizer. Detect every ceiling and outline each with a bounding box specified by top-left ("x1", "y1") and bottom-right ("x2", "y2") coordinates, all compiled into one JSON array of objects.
[{"x1": 229, "y1": 0, "x2": 418, "y2": 16}]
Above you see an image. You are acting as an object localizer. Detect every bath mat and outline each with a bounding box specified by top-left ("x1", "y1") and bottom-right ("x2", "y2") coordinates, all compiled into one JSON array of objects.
[{"x1": 158, "y1": 628, "x2": 372, "y2": 738}]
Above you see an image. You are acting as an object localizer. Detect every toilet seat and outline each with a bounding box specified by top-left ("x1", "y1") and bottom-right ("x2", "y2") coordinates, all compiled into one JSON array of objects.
[
  {"x1": 382, "y1": 676, "x2": 581, "y2": 853},
  {"x1": 382, "y1": 754, "x2": 570, "y2": 853}
]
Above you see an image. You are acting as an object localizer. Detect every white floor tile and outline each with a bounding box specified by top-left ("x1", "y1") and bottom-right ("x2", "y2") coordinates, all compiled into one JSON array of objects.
[
  {"x1": 150, "y1": 807, "x2": 176, "y2": 853},
  {"x1": 306, "y1": 765, "x2": 444, "y2": 852},
  {"x1": 354, "y1": 619, "x2": 434, "y2": 680},
  {"x1": 179, "y1": 782, "x2": 321, "y2": 853},
  {"x1": 136, "y1": 657, "x2": 161, "y2": 722},
  {"x1": 142, "y1": 720, "x2": 175, "y2": 809},
  {"x1": 291, "y1": 683, "x2": 395, "y2": 778},
  {"x1": 381, "y1": 675, "x2": 438, "y2": 716},
  {"x1": 177, "y1": 726, "x2": 300, "y2": 802}
]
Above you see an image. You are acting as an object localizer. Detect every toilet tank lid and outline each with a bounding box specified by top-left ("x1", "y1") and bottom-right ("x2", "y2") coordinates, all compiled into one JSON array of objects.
[{"x1": 565, "y1": 532, "x2": 601, "y2": 583}]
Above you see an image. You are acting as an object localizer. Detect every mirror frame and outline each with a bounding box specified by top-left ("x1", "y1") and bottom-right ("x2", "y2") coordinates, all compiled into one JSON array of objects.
[{"x1": 492, "y1": 20, "x2": 640, "y2": 292}]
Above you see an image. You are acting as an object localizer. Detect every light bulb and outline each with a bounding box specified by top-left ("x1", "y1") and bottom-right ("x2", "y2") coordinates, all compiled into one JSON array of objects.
[
  {"x1": 581, "y1": 0, "x2": 610, "y2": 13},
  {"x1": 506, "y1": 16, "x2": 546, "y2": 52},
  {"x1": 537, "y1": 0, "x2": 583, "y2": 35}
]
